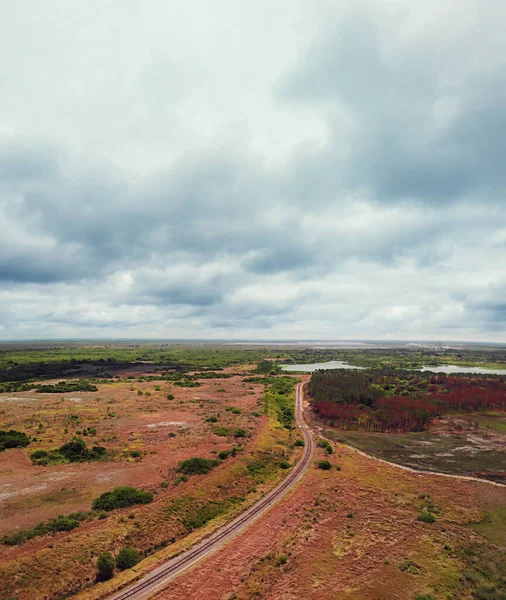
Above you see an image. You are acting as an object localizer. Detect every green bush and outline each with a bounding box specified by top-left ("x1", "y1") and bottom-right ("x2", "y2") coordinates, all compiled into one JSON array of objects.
[
  {"x1": 418, "y1": 509, "x2": 437, "y2": 523},
  {"x1": 317, "y1": 439, "x2": 331, "y2": 449},
  {"x1": 233, "y1": 428, "x2": 247, "y2": 438},
  {"x1": 116, "y1": 547, "x2": 140, "y2": 570},
  {"x1": 293, "y1": 439, "x2": 305, "y2": 447},
  {"x1": 31, "y1": 437, "x2": 106, "y2": 465},
  {"x1": 0, "y1": 429, "x2": 30, "y2": 451},
  {"x1": 176, "y1": 457, "x2": 220, "y2": 476},
  {"x1": 205, "y1": 416, "x2": 218, "y2": 423},
  {"x1": 97, "y1": 552, "x2": 115, "y2": 581},
  {"x1": 130, "y1": 450, "x2": 141, "y2": 458},
  {"x1": 92, "y1": 486, "x2": 153, "y2": 511},
  {"x1": 317, "y1": 460, "x2": 332, "y2": 470}
]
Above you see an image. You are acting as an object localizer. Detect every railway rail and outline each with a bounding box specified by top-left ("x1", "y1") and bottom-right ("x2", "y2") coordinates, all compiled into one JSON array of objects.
[{"x1": 108, "y1": 381, "x2": 314, "y2": 600}]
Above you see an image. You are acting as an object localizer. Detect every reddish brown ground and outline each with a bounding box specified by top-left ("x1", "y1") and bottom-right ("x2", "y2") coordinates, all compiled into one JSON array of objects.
[
  {"x1": 0, "y1": 373, "x2": 264, "y2": 534},
  {"x1": 153, "y1": 437, "x2": 505, "y2": 600}
]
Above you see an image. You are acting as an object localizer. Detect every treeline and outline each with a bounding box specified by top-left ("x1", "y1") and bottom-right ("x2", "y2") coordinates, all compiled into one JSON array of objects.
[{"x1": 309, "y1": 370, "x2": 506, "y2": 432}]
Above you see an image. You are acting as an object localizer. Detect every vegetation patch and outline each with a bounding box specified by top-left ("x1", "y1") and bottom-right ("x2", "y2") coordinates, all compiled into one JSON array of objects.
[
  {"x1": 30, "y1": 436, "x2": 106, "y2": 465},
  {"x1": 263, "y1": 377, "x2": 297, "y2": 429},
  {"x1": 92, "y1": 486, "x2": 153, "y2": 511},
  {"x1": 35, "y1": 380, "x2": 98, "y2": 393},
  {"x1": 0, "y1": 429, "x2": 30, "y2": 451},
  {"x1": 176, "y1": 457, "x2": 220, "y2": 476},
  {"x1": 2, "y1": 511, "x2": 91, "y2": 545}
]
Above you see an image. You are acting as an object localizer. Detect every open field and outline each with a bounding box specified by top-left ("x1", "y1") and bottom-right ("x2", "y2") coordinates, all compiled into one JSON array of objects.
[{"x1": 321, "y1": 412, "x2": 506, "y2": 483}]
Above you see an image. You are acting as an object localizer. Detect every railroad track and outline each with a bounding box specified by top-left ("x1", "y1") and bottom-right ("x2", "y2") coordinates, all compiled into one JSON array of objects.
[{"x1": 108, "y1": 381, "x2": 314, "y2": 600}]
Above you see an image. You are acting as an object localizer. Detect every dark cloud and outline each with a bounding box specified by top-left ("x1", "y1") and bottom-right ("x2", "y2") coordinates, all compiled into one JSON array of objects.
[{"x1": 281, "y1": 7, "x2": 506, "y2": 205}]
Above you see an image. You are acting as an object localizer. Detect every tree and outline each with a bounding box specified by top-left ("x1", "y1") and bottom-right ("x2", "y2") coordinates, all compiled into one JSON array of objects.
[
  {"x1": 96, "y1": 552, "x2": 115, "y2": 581},
  {"x1": 116, "y1": 547, "x2": 140, "y2": 571}
]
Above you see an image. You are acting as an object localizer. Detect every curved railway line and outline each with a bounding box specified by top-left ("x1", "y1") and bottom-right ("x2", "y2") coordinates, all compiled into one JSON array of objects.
[{"x1": 108, "y1": 381, "x2": 314, "y2": 600}]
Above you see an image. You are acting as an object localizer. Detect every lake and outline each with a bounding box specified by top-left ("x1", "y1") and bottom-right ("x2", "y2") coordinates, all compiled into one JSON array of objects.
[{"x1": 281, "y1": 360, "x2": 364, "y2": 372}]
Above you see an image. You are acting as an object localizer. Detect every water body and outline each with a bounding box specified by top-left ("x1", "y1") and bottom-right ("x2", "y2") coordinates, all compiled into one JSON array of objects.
[
  {"x1": 417, "y1": 365, "x2": 506, "y2": 375},
  {"x1": 281, "y1": 360, "x2": 364, "y2": 372}
]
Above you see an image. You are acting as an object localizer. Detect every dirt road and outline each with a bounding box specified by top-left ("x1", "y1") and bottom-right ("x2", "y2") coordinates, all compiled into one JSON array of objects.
[{"x1": 108, "y1": 382, "x2": 314, "y2": 600}]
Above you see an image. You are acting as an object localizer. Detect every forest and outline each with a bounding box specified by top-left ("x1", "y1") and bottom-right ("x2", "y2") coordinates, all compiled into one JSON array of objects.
[{"x1": 308, "y1": 370, "x2": 506, "y2": 432}]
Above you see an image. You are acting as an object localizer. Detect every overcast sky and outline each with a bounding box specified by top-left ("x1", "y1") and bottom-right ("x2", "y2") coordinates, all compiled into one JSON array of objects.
[{"x1": 1, "y1": 1, "x2": 506, "y2": 341}]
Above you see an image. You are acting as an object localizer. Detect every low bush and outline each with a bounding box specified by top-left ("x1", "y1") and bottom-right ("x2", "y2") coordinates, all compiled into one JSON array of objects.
[
  {"x1": 418, "y1": 509, "x2": 437, "y2": 523},
  {"x1": 176, "y1": 457, "x2": 220, "y2": 475},
  {"x1": 293, "y1": 439, "x2": 305, "y2": 447},
  {"x1": 317, "y1": 460, "x2": 332, "y2": 470},
  {"x1": 92, "y1": 486, "x2": 153, "y2": 511},
  {"x1": 0, "y1": 429, "x2": 30, "y2": 451}
]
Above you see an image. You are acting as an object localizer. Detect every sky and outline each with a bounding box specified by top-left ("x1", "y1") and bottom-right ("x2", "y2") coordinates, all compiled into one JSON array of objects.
[{"x1": 1, "y1": 0, "x2": 506, "y2": 342}]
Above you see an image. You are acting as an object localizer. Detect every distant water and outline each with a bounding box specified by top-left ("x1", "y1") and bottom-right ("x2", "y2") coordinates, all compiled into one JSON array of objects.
[
  {"x1": 281, "y1": 360, "x2": 364, "y2": 372},
  {"x1": 417, "y1": 365, "x2": 506, "y2": 375}
]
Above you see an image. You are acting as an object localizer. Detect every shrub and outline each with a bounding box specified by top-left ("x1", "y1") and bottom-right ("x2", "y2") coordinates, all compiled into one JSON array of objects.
[
  {"x1": 317, "y1": 460, "x2": 332, "y2": 470},
  {"x1": 97, "y1": 552, "x2": 115, "y2": 581},
  {"x1": 293, "y1": 439, "x2": 305, "y2": 447},
  {"x1": 160, "y1": 481, "x2": 169, "y2": 488},
  {"x1": 31, "y1": 437, "x2": 107, "y2": 465},
  {"x1": 116, "y1": 547, "x2": 140, "y2": 571},
  {"x1": 130, "y1": 450, "x2": 141, "y2": 458},
  {"x1": 205, "y1": 416, "x2": 218, "y2": 423},
  {"x1": 0, "y1": 429, "x2": 30, "y2": 451},
  {"x1": 166, "y1": 393, "x2": 175, "y2": 400},
  {"x1": 176, "y1": 457, "x2": 220, "y2": 476},
  {"x1": 276, "y1": 554, "x2": 288, "y2": 566},
  {"x1": 92, "y1": 486, "x2": 153, "y2": 511},
  {"x1": 233, "y1": 428, "x2": 247, "y2": 438},
  {"x1": 418, "y1": 509, "x2": 437, "y2": 523}
]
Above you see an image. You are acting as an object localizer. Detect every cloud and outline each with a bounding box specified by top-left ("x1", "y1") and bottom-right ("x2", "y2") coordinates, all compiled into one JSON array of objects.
[{"x1": 1, "y1": 1, "x2": 506, "y2": 341}]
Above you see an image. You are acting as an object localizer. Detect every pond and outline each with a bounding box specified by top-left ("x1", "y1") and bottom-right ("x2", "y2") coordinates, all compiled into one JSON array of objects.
[
  {"x1": 281, "y1": 360, "x2": 364, "y2": 373},
  {"x1": 417, "y1": 365, "x2": 506, "y2": 375}
]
